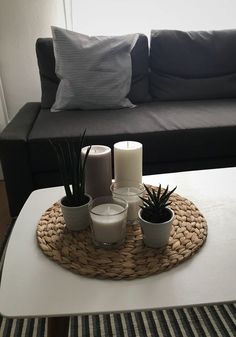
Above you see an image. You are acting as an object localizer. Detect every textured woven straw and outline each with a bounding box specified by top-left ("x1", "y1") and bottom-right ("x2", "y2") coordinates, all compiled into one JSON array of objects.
[{"x1": 37, "y1": 188, "x2": 207, "y2": 280}]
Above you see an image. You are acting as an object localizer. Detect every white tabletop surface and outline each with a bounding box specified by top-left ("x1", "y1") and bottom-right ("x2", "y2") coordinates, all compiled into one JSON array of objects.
[{"x1": 0, "y1": 167, "x2": 236, "y2": 318}]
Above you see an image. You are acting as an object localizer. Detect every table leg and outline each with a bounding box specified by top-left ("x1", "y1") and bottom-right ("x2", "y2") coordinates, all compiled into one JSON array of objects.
[{"x1": 47, "y1": 316, "x2": 70, "y2": 337}]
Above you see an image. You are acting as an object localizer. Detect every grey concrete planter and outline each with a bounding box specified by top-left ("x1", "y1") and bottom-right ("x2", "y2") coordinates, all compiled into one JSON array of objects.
[
  {"x1": 60, "y1": 194, "x2": 92, "y2": 231},
  {"x1": 138, "y1": 208, "x2": 174, "y2": 248}
]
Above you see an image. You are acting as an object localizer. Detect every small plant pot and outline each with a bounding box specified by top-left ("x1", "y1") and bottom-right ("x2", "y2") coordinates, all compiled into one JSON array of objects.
[
  {"x1": 60, "y1": 194, "x2": 92, "y2": 231},
  {"x1": 138, "y1": 207, "x2": 174, "y2": 248}
]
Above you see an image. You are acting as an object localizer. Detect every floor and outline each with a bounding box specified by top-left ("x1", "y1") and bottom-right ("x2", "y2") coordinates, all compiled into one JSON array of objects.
[{"x1": 0, "y1": 181, "x2": 11, "y2": 245}]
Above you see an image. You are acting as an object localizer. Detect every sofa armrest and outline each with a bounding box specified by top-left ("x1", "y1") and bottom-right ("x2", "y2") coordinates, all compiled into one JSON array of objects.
[{"x1": 0, "y1": 102, "x2": 41, "y2": 217}]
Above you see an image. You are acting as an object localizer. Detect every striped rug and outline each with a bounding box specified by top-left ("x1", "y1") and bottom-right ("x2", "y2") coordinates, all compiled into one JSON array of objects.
[
  {"x1": 0, "y1": 228, "x2": 235, "y2": 337},
  {"x1": 0, "y1": 304, "x2": 235, "y2": 337}
]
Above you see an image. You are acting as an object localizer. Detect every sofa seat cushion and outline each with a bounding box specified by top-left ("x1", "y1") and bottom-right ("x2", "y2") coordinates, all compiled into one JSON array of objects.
[
  {"x1": 28, "y1": 99, "x2": 236, "y2": 173},
  {"x1": 150, "y1": 29, "x2": 236, "y2": 100}
]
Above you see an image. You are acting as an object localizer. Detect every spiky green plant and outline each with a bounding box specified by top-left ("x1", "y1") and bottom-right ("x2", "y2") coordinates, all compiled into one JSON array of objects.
[
  {"x1": 140, "y1": 184, "x2": 176, "y2": 223},
  {"x1": 50, "y1": 130, "x2": 91, "y2": 207}
]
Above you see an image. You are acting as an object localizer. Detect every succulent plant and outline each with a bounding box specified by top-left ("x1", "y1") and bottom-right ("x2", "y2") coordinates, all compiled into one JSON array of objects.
[
  {"x1": 50, "y1": 130, "x2": 91, "y2": 207},
  {"x1": 140, "y1": 184, "x2": 176, "y2": 223}
]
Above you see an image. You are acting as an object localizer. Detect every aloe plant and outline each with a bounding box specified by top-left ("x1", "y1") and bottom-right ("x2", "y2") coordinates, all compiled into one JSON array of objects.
[
  {"x1": 50, "y1": 130, "x2": 91, "y2": 207},
  {"x1": 140, "y1": 184, "x2": 176, "y2": 223}
]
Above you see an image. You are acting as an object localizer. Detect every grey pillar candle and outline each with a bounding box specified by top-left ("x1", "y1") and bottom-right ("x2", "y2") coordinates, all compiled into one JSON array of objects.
[{"x1": 81, "y1": 145, "x2": 112, "y2": 198}]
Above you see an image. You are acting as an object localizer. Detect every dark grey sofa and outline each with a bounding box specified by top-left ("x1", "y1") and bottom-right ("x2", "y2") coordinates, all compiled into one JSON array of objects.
[{"x1": 1, "y1": 29, "x2": 236, "y2": 218}]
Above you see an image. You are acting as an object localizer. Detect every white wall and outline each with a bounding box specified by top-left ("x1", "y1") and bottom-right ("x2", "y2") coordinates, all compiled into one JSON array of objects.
[
  {"x1": 0, "y1": 76, "x2": 9, "y2": 179},
  {"x1": 0, "y1": 77, "x2": 8, "y2": 129},
  {"x1": 72, "y1": 0, "x2": 236, "y2": 36},
  {"x1": 0, "y1": 0, "x2": 65, "y2": 120}
]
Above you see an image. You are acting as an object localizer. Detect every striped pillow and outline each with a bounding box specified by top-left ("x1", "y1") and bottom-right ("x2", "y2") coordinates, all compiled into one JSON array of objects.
[{"x1": 51, "y1": 26, "x2": 138, "y2": 111}]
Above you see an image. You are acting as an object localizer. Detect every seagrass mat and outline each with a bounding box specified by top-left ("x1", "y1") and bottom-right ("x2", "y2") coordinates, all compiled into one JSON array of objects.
[{"x1": 36, "y1": 189, "x2": 207, "y2": 280}]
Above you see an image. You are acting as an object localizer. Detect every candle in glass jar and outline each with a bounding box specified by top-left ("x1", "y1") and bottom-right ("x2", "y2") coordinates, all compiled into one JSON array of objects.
[
  {"x1": 81, "y1": 145, "x2": 112, "y2": 198},
  {"x1": 111, "y1": 184, "x2": 144, "y2": 223},
  {"x1": 90, "y1": 203, "x2": 126, "y2": 243},
  {"x1": 114, "y1": 141, "x2": 142, "y2": 184}
]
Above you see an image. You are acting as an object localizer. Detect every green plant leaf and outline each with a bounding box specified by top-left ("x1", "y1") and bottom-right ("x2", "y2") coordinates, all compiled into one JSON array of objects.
[
  {"x1": 139, "y1": 183, "x2": 177, "y2": 223},
  {"x1": 144, "y1": 184, "x2": 156, "y2": 203},
  {"x1": 139, "y1": 196, "x2": 154, "y2": 208},
  {"x1": 49, "y1": 130, "x2": 90, "y2": 206}
]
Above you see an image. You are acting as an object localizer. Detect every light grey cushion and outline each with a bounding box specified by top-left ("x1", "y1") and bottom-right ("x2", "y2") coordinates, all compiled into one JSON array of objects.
[{"x1": 51, "y1": 26, "x2": 138, "y2": 111}]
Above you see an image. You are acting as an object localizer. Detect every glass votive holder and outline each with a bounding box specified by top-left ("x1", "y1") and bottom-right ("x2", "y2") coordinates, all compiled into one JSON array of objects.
[
  {"x1": 110, "y1": 181, "x2": 145, "y2": 224},
  {"x1": 89, "y1": 196, "x2": 128, "y2": 249}
]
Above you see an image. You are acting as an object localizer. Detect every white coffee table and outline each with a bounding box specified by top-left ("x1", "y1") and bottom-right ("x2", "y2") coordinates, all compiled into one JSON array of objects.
[{"x1": 0, "y1": 167, "x2": 236, "y2": 337}]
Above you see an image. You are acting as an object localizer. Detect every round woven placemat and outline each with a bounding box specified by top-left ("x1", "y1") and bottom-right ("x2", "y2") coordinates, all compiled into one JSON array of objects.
[{"x1": 36, "y1": 188, "x2": 207, "y2": 280}]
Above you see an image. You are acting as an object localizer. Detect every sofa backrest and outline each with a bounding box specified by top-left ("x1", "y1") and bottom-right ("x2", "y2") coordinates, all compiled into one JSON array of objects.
[
  {"x1": 36, "y1": 29, "x2": 236, "y2": 106},
  {"x1": 36, "y1": 34, "x2": 150, "y2": 109},
  {"x1": 150, "y1": 29, "x2": 236, "y2": 100}
]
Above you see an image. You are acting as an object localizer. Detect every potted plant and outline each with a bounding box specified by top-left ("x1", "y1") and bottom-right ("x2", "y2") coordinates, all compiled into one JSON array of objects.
[
  {"x1": 50, "y1": 131, "x2": 92, "y2": 231},
  {"x1": 138, "y1": 184, "x2": 176, "y2": 248}
]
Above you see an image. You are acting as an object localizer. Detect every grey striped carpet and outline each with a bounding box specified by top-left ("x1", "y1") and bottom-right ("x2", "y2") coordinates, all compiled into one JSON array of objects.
[
  {"x1": 1, "y1": 227, "x2": 235, "y2": 336},
  {"x1": 0, "y1": 304, "x2": 235, "y2": 337}
]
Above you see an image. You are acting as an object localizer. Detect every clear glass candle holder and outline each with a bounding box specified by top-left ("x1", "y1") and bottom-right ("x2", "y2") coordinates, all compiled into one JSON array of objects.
[
  {"x1": 89, "y1": 196, "x2": 128, "y2": 249},
  {"x1": 111, "y1": 181, "x2": 145, "y2": 224}
]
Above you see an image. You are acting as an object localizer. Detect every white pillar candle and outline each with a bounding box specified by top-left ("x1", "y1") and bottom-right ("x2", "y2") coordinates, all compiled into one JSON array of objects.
[
  {"x1": 90, "y1": 203, "x2": 127, "y2": 243},
  {"x1": 81, "y1": 145, "x2": 112, "y2": 198},
  {"x1": 114, "y1": 141, "x2": 142, "y2": 184}
]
